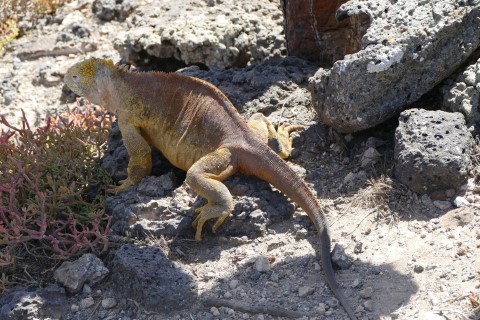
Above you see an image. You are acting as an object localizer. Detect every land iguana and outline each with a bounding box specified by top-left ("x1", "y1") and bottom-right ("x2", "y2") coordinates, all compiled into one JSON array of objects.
[{"x1": 64, "y1": 58, "x2": 357, "y2": 320}]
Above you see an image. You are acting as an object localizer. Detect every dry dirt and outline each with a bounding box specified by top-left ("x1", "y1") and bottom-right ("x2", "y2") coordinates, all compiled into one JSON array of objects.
[{"x1": 0, "y1": 1, "x2": 480, "y2": 320}]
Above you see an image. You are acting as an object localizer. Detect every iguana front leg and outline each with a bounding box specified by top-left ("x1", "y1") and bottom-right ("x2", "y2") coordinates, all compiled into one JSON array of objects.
[
  {"x1": 186, "y1": 147, "x2": 237, "y2": 240},
  {"x1": 247, "y1": 113, "x2": 304, "y2": 159},
  {"x1": 109, "y1": 121, "x2": 152, "y2": 194}
]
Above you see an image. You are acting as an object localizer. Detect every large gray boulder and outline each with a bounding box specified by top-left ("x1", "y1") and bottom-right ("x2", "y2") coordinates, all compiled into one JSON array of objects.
[
  {"x1": 394, "y1": 109, "x2": 473, "y2": 194},
  {"x1": 0, "y1": 285, "x2": 68, "y2": 320},
  {"x1": 113, "y1": 0, "x2": 285, "y2": 69},
  {"x1": 309, "y1": 0, "x2": 480, "y2": 133},
  {"x1": 442, "y1": 56, "x2": 480, "y2": 127},
  {"x1": 109, "y1": 244, "x2": 197, "y2": 314}
]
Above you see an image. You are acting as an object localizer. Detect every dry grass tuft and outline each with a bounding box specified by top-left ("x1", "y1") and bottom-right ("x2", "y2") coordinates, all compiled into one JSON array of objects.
[{"x1": 352, "y1": 175, "x2": 410, "y2": 226}]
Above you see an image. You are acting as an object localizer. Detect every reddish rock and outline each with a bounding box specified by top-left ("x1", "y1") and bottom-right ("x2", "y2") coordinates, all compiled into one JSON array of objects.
[{"x1": 282, "y1": 0, "x2": 370, "y2": 67}]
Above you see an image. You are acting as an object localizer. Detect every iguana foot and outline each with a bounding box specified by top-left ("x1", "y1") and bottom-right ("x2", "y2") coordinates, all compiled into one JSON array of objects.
[
  {"x1": 274, "y1": 123, "x2": 304, "y2": 159},
  {"x1": 107, "y1": 178, "x2": 136, "y2": 194},
  {"x1": 186, "y1": 148, "x2": 236, "y2": 241},
  {"x1": 247, "y1": 113, "x2": 304, "y2": 159},
  {"x1": 192, "y1": 204, "x2": 230, "y2": 241}
]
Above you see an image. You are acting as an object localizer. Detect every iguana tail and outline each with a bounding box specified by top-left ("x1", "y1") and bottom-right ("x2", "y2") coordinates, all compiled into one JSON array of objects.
[{"x1": 240, "y1": 145, "x2": 357, "y2": 320}]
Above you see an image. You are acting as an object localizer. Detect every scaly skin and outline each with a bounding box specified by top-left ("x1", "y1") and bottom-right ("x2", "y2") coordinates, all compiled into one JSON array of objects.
[{"x1": 64, "y1": 58, "x2": 357, "y2": 320}]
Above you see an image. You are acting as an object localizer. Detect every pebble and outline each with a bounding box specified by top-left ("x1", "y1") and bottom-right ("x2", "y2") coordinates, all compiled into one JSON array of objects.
[
  {"x1": 316, "y1": 303, "x2": 326, "y2": 314},
  {"x1": 354, "y1": 305, "x2": 365, "y2": 314},
  {"x1": 229, "y1": 279, "x2": 239, "y2": 289},
  {"x1": 445, "y1": 189, "x2": 456, "y2": 198},
  {"x1": 413, "y1": 264, "x2": 424, "y2": 273},
  {"x1": 364, "y1": 299, "x2": 374, "y2": 311},
  {"x1": 326, "y1": 297, "x2": 339, "y2": 308},
  {"x1": 255, "y1": 256, "x2": 271, "y2": 272},
  {"x1": 359, "y1": 286, "x2": 374, "y2": 299},
  {"x1": 238, "y1": 254, "x2": 258, "y2": 267},
  {"x1": 453, "y1": 196, "x2": 469, "y2": 207},
  {"x1": 270, "y1": 273, "x2": 279, "y2": 282},
  {"x1": 351, "y1": 279, "x2": 360, "y2": 288},
  {"x1": 354, "y1": 241, "x2": 363, "y2": 254},
  {"x1": 223, "y1": 307, "x2": 235, "y2": 315},
  {"x1": 298, "y1": 286, "x2": 315, "y2": 297},
  {"x1": 83, "y1": 284, "x2": 92, "y2": 294},
  {"x1": 421, "y1": 194, "x2": 433, "y2": 205},
  {"x1": 71, "y1": 304, "x2": 79, "y2": 312},
  {"x1": 457, "y1": 246, "x2": 468, "y2": 256},
  {"x1": 101, "y1": 298, "x2": 117, "y2": 309},
  {"x1": 80, "y1": 297, "x2": 95, "y2": 309},
  {"x1": 224, "y1": 291, "x2": 233, "y2": 299},
  {"x1": 360, "y1": 147, "x2": 381, "y2": 167},
  {"x1": 433, "y1": 200, "x2": 452, "y2": 210},
  {"x1": 210, "y1": 307, "x2": 220, "y2": 317}
]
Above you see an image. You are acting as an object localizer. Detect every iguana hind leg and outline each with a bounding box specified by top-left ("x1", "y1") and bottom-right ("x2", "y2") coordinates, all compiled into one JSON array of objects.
[
  {"x1": 247, "y1": 113, "x2": 304, "y2": 159},
  {"x1": 186, "y1": 147, "x2": 237, "y2": 241}
]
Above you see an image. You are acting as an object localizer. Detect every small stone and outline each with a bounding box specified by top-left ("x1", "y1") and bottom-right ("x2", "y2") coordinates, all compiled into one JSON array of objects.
[
  {"x1": 326, "y1": 297, "x2": 339, "y2": 308},
  {"x1": 71, "y1": 304, "x2": 79, "y2": 312},
  {"x1": 364, "y1": 300, "x2": 374, "y2": 311},
  {"x1": 414, "y1": 265, "x2": 424, "y2": 273},
  {"x1": 359, "y1": 286, "x2": 374, "y2": 299},
  {"x1": 295, "y1": 228, "x2": 308, "y2": 239},
  {"x1": 453, "y1": 196, "x2": 469, "y2": 207},
  {"x1": 224, "y1": 291, "x2": 233, "y2": 299},
  {"x1": 352, "y1": 278, "x2": 361, "y2": 288},
  {"x1": 457, "y1": 246, "x2": 468, "y2": 256},
  {"x1": 355, "y1": 305, "x2": 365, "y2": 314},
  {"x1": 421, "y1": 194, "x2": 433, "y2": 205},
  {"x1": 211, "y1": 306, "x2": 220, "y2": 316},
  {"x1": 254, "y1": 256, "x2": 271, "y2": 272},
  {"x1": 445, "y1": 189, "x2": 456, "y2": 198},
  {"x1": 360, "y1": 147, "x2": 381, "y2": 167},
  {"x1": 270, "y1": 273, "x2": 279, "y2": 282},
  {"x1": 82, "y1": 284, "x2": 92, "y2": 294},
  {"x1": 80, "y1": 297, "x2": 95, "y2": 309},
  {"x1": 354, "y1": 242, "x2": 363, "y2": 254},
  {"x1": 331, "y1": 243, "x2": 352, "y2": 270},
  {"x1": 54, "y1": 253, "x2": 109, "y2": 294},
  {"x1": 101, "y1": 298, "x2": 117, "y2": 309},
  {"x1": 317, "y1": 303, "x2": 326, "y2": 314},
  {"x1": 298, "y1": 286, "x2": 315, "y2": 297},
  {"x1": 433, "y1": 200, "x2": 452, "y2": 210},
  {"x1": 229, "y1": 279, "x2": 239, "y2": 289}
]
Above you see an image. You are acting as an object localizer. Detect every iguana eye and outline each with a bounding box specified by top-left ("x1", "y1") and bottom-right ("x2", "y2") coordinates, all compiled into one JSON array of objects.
[{"x1": 72, "y1": 75, "x2": 78, "y2": 79}]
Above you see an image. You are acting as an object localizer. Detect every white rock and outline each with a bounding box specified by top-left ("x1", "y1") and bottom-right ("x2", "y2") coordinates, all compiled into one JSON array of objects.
[{"x1": 453, "y1": 196, "x2": 469, "y2": 207}]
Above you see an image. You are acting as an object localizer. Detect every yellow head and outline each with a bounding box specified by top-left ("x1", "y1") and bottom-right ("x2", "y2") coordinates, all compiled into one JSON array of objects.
[{"x1": 64, "y1": 58, "x2": 115, "y2": 103}]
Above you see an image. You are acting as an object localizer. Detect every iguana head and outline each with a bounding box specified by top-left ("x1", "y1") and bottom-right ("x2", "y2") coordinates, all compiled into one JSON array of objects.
[{"x1": 64, "y1": 58, "x2": 116, "y2": 105}]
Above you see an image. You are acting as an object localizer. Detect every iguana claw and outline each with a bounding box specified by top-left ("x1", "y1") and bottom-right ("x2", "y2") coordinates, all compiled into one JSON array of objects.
[{"x1": 107, "y1": 178, "x2": 136, "y2": 194}]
